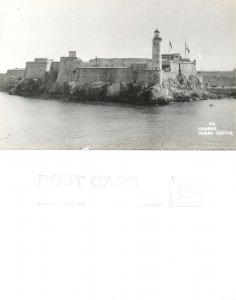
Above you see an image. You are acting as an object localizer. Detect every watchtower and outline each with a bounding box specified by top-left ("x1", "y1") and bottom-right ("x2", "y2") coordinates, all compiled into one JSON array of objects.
[
  {"x1": 152, "y1": 29, "x2": 162, "y2": 70},
  {"x1": 69, "y1": 51, "x2": 77, "y2": 58}
]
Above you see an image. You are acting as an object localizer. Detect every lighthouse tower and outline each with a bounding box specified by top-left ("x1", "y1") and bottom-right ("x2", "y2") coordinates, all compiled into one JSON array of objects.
[{"x1": 152, "y1": 29, "x2": 162, "y2": 70}]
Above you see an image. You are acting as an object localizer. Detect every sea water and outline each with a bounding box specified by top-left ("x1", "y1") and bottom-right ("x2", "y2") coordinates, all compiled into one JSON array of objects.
[{"x1": 0, "y1": 92, "x2": 235, "y2": 150}]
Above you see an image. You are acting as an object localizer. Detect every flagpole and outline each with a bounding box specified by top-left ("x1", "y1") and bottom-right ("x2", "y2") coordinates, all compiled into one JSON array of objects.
[
  {"x1": 185, "y1": 36, "x2": 186, "y2": 59},
  {"x1": 169, "y1": 41, "x2": 170, "y2": 63}
]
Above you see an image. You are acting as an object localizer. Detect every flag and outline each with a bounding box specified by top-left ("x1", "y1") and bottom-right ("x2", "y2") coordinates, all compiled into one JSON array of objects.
[
  {"x1": 169, "y1": 41, "x2": 172, "y2": 50},
  {"x1": 186, "y1": 46, "x2": 190, "y2": 53}
]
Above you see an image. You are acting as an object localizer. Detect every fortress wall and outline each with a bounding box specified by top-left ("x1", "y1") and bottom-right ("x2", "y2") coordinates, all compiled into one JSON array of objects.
[
  {"x1": 57, "y1": 57, "x2": 81, "y2": 85},
  {"x1": 161, "y1": 70, "x2": 172, "y2": 81},
  {"x1": 180, "y1": 62, "x2": 197, "y2": 77},
  {"x1": 47, "y1": 62, "x2": 60, "y2": 82},
  {"x1": 34, "y1": 59, "x2": 53, "y2": 71},
  {"x1": 57, "y1": 57, "x2": 198, "y2": 86},
  {"x1": 50, "y1": 62, "x2": 60, "y2": 73},
  {"x1": 114, "y1": 68, "x2": 134, "y2": 82},
  {"x1": 74, "y1": 68, "x2": 108, "y2": 82},
  {"x1": 170, "y1": 62, "x2": 179, "y2": 78},
  {"x1": 7, "y1": 69, "x2": 25, "y2": 78},
  {"x1": 80, "y1": 62, "x2": 91, "y2": 68},
  {"x1": 88, "y1": 58, "x2": 151, "y2": 68},
  {"x1": 6, "y1": 69, "x2": 25, "y2": 82},
  {"x1": 169, "y1": 62, "x2": 197, "y2": 79},
  {"x1": 136, "y1": 70, "x2": 161, "y2": 86},
  {"x1": 73, "y1": 68, "x2": 134, "y2": 84},
  {"x1": 123, "y1": 58, "x2": 151, "y2": 68},
  {"x1": 131, "y1": 63, "x2": 148, "y2": 70},
  {"x1": 73, "y1": 68, "x2": 161, "y2": 86},
  {"x1": 147, "y1": 61, "x2": 153, "y2": 70},
  {"x1": 25, "y1": 62, "x2": 49, "y2": 79}
]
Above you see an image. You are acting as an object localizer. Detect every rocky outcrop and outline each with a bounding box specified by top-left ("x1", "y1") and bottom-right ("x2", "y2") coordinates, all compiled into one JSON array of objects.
[
  {"x1": 6, "y1": 72, "x2": 220, "y2": 104},
  {"x1": 9, "y1": 78, "x2": 46, "y2": 97},
  {"x1": 150, "y1": 75, "x2": 218, "y2": 105}
]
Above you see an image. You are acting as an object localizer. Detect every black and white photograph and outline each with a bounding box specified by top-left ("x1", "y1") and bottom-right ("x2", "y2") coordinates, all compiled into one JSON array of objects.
[
  {"x1": 1, "y1": 1, "x2": 236, "y2": 300},
  {"x1": 0, "y1": 0, "x2": 235, "y2": 149}
]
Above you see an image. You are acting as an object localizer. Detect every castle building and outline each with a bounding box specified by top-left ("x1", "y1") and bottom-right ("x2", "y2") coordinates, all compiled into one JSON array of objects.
[{"x1": 21, "y1": 29, "x2": 197, "y2": 87}]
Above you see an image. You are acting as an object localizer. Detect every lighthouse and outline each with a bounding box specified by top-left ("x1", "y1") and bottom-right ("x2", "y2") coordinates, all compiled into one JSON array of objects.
[{"x1": 152, "y1": 29, "x2": 162, "y2": 70}]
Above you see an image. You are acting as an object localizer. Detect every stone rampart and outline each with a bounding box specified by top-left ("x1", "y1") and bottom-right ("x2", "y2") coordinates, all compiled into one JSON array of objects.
[
  {"x1": 50, "y1": 62, "x2": 60, "y2": 72},
  {"x1": 6, "y1": 69, "x2": 25, "y2": 84},
  {"x1": 88, "y1": 58, "x2": 152, "y2": 68},
  {"x1": 72, "y1": 68, "x2": 160, "y2": 86},
  {"x1": 25, "y1": 61, "x2": 49, "y2": 79},
  {"x1": 7, "y1": 69, "x2": 25, "y2": 79},
  {"x1": 161, "y1": 70, "x2": 172, "y2": 81},
  {"x1": 170, "y1": 61, "x2": 197, "y2": 78},
  {"x1": 56, "y1": 57, "x2": 82, "y2": 85},
  {"x1": 45, "y1": 62, "x2": 61, "y2": 93},
  {"x1": 73, "y1": 68, "x2": 134, "y2": 84},
  {"x1": 180, "y1": 62, "x2": 197, "y2": 77},
  {"x1": 136, "y1": 70, "x2": 161, "y2": 86}
]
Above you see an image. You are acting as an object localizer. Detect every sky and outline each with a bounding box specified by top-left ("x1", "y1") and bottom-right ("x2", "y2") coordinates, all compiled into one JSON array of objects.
[{"x1": 0, "y1": 0, "x2": 235, "y2": 72}]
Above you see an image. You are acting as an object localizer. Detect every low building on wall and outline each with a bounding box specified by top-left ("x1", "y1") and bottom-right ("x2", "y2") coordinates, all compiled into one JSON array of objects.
[
  {"x1": 87, "y1": 58, "x2": 152, "y2": 69},
  {"x1": 162, "y1": 53, "x2": 182, "y2": 63},
  {"x1": 24, "y1": 58, "x2": 53, "y2": 80},
  {"x1": 161, "y1": 53, "x2": 197, "y2": 79}
]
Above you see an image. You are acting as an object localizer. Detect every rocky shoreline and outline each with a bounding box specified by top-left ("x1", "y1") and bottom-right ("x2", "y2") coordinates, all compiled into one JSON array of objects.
[{"x1": 2, "y1": 73, "x2": 234, "y2": 105}]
